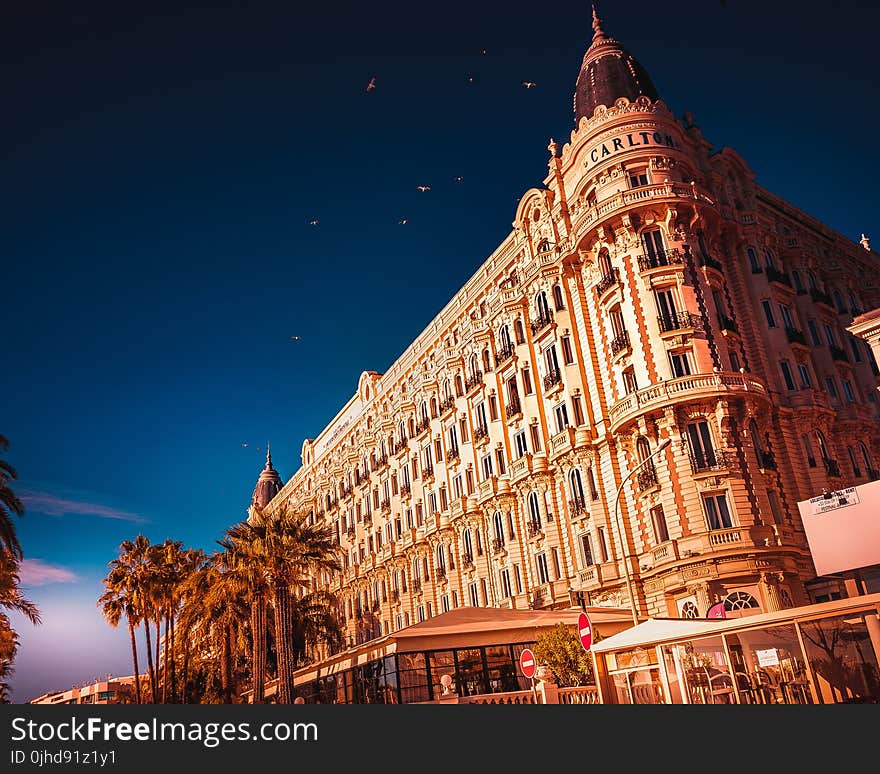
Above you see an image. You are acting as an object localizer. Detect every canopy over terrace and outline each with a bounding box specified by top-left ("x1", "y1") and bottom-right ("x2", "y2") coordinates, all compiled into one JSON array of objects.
[{"x1": 247, "y1": 604, "x2": 634, "y2": 702}]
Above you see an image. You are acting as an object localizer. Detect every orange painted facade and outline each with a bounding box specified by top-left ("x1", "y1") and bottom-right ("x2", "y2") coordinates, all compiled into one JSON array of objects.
[{"x1": 255, "y1": 13, "x2": 880, "y2": 648}]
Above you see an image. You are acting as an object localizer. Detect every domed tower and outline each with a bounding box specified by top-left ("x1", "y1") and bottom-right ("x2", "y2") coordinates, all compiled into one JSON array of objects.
[
  {"x1": 248, "y1": 443, "x2": 283, "y2": 520},
  {"x1": 574, "y1": 4, "x2": 660, "y2": 126}
]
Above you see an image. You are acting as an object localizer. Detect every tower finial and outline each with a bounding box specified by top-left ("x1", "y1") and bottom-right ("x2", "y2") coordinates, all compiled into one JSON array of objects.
[
  {"x1": 266, "y1": 442, "x2": 273, "y2": 470},
  {"x1": 591, "y1": 3, "x2": 607, "y2": 42}
]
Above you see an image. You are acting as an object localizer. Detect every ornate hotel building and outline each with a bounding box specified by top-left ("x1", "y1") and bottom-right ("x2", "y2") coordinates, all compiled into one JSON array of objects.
[{"x1": 252, "y1": 9, "x2": 880, "y2": 645}]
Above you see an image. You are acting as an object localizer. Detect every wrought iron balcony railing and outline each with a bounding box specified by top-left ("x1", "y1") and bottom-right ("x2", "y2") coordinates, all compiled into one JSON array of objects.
[
  {"x1": 543, "y1": 368, "x2": 562, "y2": 390},
  {"x1": 610, "y1": 329, "x2": 630, "y2": 355},
  {"x1": 496, "y1": 341, "x2": 516, "y2": 363},
  {"x1": 657, "y1": 311, "x2": 695, "y2": 333},
  {"x1": 530, "y1": 311, "x2": 554, "y2": 335},
  {"x1": 595, "y1": 268, "x2": 620, "y2": 296},
  {"x1": 637, "y1": 249, "x2": 683, "y2": 272}
]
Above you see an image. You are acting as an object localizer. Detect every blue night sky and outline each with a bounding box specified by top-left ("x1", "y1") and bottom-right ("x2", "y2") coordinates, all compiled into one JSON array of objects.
[{"x1": 3, "y1": 0, "x2": 878, "y2": 702}]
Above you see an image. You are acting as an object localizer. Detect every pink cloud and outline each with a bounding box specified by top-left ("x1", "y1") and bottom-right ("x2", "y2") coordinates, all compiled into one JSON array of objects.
[
  {"x1": 19, "y1": 559, "x2": 78, "y2": 586},
  {"x1": 19, "y1": 490, "x2": 145, "y2": 523}
]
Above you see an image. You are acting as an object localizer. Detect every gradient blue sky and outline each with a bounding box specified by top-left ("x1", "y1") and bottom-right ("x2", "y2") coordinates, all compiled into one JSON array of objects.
[{"x1": 3, "y1": 0, "x2": 878, "y2": 702}]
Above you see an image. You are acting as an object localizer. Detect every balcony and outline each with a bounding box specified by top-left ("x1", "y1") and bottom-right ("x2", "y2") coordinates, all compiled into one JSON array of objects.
[
  {"x1": 530, "y1": 310, "x2": 554, "y2": 335},
  {"x1": 756, "y1": 449, "x2": 776, "y2": 470},
  {"x1": 423, "y1": 463, "x2": 434, "y2": 482},
  {"x1": 810, "y1": 287, "x2": 834, "y2": 309},
  {"x1": 504, "y1": 394, "x2": 522, "y2": 422},
  {"x1": 391, "y1": 590, "x2": 400, "y2": 604},
  {"x1": 465, "y1": 370, "x2": 484, "y2": 393},
  {"x1": 608, "y1": 371, "x2": 769, "y2": 434},
  {"x1": 411, "y1": 579, "x2": 422, "y2": 594},
  {"x1": 446, "y1": 446, "x2": 460, "y2": 466},
  {"x1": 400, "y1": 482, "x2": 412, "y2": 497},
  {"x1": 657, "y1": 310, "x2": 696, "y2": 333},
  {"x1": 637, "y1": 248, "x2": 683, "y2": 272},
  {"x1": 496, "y1": 341, "x2": 516, "y2": 364},
  {"x1": 785, "y1": 327, "x2": 808, "y2": 347},
  {"x1": 577, "y1": 565, "x2": 603, "y2": 590},
  {"x1": 473, "y1": 424, "x2": 489, "y2": 446},
  {"x1": 686, "y1": 446, "x2": 730, "y2": 475},
  {"x1": 450, "y1": 495, "x2": 468, "y2": 518},
  {"x1": 380, "y1": 497, "x2": 391, "y2": 512},
  {"x1": 492, "y1": 537, "x2": 506, "y2": 555},
  {"x1": 543, "y1": 367, "x2": 562, "y2": 391},
  {"x1": 829, "y1": 345, "x2": 849, "y2": 364},
  {"x1": 636, "y1": 463, "x2": 658, "y2": 491},
  {"x1": 550, "y1": 426, "x2": 575, "y2": 460},
  {"x1": 509, "y1": 453, "x2": 533, "y2": 483},
  {"x1": 435, "y1": 567, "x2": 447, "y2": 583},
  {"x1": 414, "y1": 416, "x2": 431, "y2": 436},
  {"x1": 572, "y1": 181, "x2": 715, "y2": 236},
  {"x1": 595, "y1": 268, "x2": 620, "y2": 298},
  {"x1": 439, "y1": 396, "x2": 456, "y2": 416},
  {"x1": 766, "y1": 265, "x2": 793, "y2": 290},
  {"x1": 610, "y1": 329, "x2": 630, "y2": 356},
  {"x1": 526, "y1": 519, "x2": 543, "y2": 539},
  {"x1": 478, "y1": 476, "x2": 498, "y2": 502},
  {"x1": 568, "y1": 496, "x2": 588, "y2": 518},
  {"x1": 719, "y1": 315, "x2": 738, "y2": 335},
  {"x1": 698, "y1": 253, "x2": 723, "y2": 273},
  {"x1": 461, "y1": 553, "x2": 475, "y2": 571},
  {"x1": 823, "y1": 457, "x2": 841, "y2": 477}
]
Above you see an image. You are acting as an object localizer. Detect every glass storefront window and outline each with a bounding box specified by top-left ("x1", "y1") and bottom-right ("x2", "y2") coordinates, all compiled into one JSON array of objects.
[
  {"x1": 484, "y1": 645, "x2": 523, "y2": 693},
  {"x1": 428, "y1": 650, "x2": 456, "y2": 699},
  {"x1": 799, "y1": 613, "x2": 880, "y2": 704},
  {"x1": 727, "y1": 624, "x2": 810, "y2": 704},
  {"x1": 397, "y1": 652, "x2": 429, "y2": 704},
  {"x1": 664, "y1": 637, "x2": 735, "y2": 704}
]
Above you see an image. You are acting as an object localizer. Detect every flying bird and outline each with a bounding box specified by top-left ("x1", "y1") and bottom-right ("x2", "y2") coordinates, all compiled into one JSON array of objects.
[
  {"x1": 290, "y1": 335, "x2": 302, "y2": 340},
  {"x1": 466, "y1": 76, "x2": 476, "y2": 84},
  {"x1": 366, "y1": 77, "x2": 376, "y2": 92},
  {"x1": 452, "y1": 176, "x2": 464, "y2": 183},
  {"x1": 522, "y1": 81, "x2": 537, "y2": 89},
  {"x1": 309, "y1": 219, "x2": 319, "y2": 226},
  {"x1": 416, "y1": 185, "x2": 431, "y2": 192},
  {"x1": 481, "y1": 49, "x2": 487, "y2": 55},
  {"x1": 242, "y1": 443, "x2": 249, "y2": 448},
  {"x1": 399, "y1": 219, "x2": 408, "y2": 225}
]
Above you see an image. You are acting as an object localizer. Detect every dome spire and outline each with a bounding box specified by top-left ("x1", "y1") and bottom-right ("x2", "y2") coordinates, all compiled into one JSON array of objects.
[
  {"x1": 591, "y1": 3, "x2": 607, "y2": 43},
  {"x1": 266, "y1": 442, "x2": 273, "y2": 470}
]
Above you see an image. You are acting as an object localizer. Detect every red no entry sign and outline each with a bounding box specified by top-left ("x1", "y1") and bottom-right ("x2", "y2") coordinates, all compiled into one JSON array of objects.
[
  {"x1": 578, "y1": 611, "x2": 593, "y2": 651},
  {"x1": 519, "y1": 647, "x2": 537, "y2": 679}
]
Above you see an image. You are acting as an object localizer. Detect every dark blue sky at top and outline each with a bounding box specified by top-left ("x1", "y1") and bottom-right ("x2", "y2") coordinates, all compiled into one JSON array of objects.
[{"x1": 2, "y1": 0, "x2": 878, "y2": 701}]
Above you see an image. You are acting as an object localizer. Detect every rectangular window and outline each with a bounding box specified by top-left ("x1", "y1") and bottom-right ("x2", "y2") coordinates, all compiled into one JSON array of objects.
[
  {"x1": 825, "y1": 376, "x2": 839, "y2": 399},
  {"x1": 499, "y1": 569, "x2": 512, "y2": 599},
  {"x1": 842, "y1": 379, "x2": 855, "y2": 402},
  {"x1": 669, "y1": 350, "x2": 692, "y2": 378},
  {"x1": 489, "y1": 395, "x2": 499, "y2": 421},
  {"x1": 580, "y1": 533, "x2": 594, "y2": 567},
  {"x1": 427, "y1": 490, "x2": 436, "y2": 515},
  {"x1": 530, "y1": 424, "x2": 542, "y2": 453},
  {"x1": 850, "y1": 337, "x2": 864, "y2": 363},
  {"x1": 495, "y1": 448, "x2": 506, "y2": 475},
  {"x1": 643, "y1": 228, "x2": 664, "y2": 257},
  {"x1": 439, "y1": 486, "x2": 448, "y2": 510},
  {"x1": 465, "y1": 468, "x2": 475, "y2": 494},
  {"x1": 729, "y1": 351, "x2": 740, "y2": 372},
  {"x1": 655, "y1": 287, "x2": 678, "y2": 327},
  {"x1": 823, "y1": 323, "x2": 836, "y2": 348},
  {"x1": 561, "y1": 336, "x2": 574, "y2": 365},
  {"x1": 453, "y1": 475, "x2": 463, "y2": 498},
  {"x1": 536, "y1": 553, "x2": 550, "y2": 584},
  {"x1": 686, "y1": 420, "x2": 716, "y2": 467},
  {"x1": 448, "y1": 426, "x2": 458, "y2": 453},
  {"x1": 780, "y1": 360, "x2": 796, "y2": 391},
  {"x1": 703, "y1": 492, "x2": 733, "y2": 530},
  {"x1": 416, "y1": 502, "x2": 424, "y2": 526},
  {"x1": 779, "y1": 303, "x2": 795, "y2": 330},
  {"x1": 629, "y1": 170, "x2": 649, "y2": 188},
  {"x1": 554, "y1": 402, "x2": 569, "y2": 432},
  {"x1": 623, "y1": 367, "x2": 638, "y2": 394},
  {"x1": 481, "y1": 454, "x2": 494, "y2": 480},
  {"x1": 650, "y1": 504, "x2": 669, "y2": 544},
  {"x1": 522, "y1": 367, "x2": 533, "y2": 395},
  {"x1": 808, "y1": 319, "x2": 822, "y2": 346},
  {"x1": 513, "y1": 564, "x2": 523, "y2": 594},
  {"x1": 468, "y1": 582, "x2": 479, "y2": 607},
  {"x1": 551, "y1": 548, "x2": 560, "y2": 579},
  {"x1": 797, "y1": 363, "x2": 812, "y2": 389},
  {"x1": 459, "y1": 418, "x2": 469, "y2": 443},
  {"x1": 596, "y1": 526, "x2": 608, "y2": 562},
  {"x1": 762, "y1": 300, "x2": 776, "y2": 328},
  {"x1": 572, "y1": 395, "x2": 585, "y2": 426}
]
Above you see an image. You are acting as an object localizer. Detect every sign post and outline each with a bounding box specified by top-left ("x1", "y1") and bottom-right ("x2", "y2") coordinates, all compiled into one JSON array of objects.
[
  {"x1": 577, "y1": 611, "x2": 593, "y2": 652},
  {"x1": 519, "y1": 647, "x2": 539, "y2": 704}
]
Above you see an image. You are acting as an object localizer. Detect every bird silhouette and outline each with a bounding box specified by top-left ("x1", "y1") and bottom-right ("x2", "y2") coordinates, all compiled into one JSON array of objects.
[
  {"x1": 466, "y1": 76, "x2": 476, "y2": 84},
  {"x1": 290, "y1": 335, "x2": 302, "y2": 340},
  {"x1": 366, "y1": 77, "x2": 376, "y2": 92},
  {"x1": 309, "y1": 219, "x2": 319, "y2": 226},
  {"x1": 242, "y1": 443, "x2": 249, "y2": 448},
  {"x1": 522, "y1": 81, "x2": 537, "y2": 89},
  {"x1": 416, "y1": 185, "x2": 431, "y2": 192},
  {"x1": 399, "y1": 219, "x2": 408, "y2": 225},
  {"x1": 452, "y1": 176, "x2": 464, "y2": 183}
]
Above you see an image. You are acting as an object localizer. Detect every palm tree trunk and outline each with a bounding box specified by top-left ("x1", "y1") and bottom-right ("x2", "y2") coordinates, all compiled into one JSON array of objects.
[
  {"x1": 181, "y1": 640, "x2": 189, "y2": 704},
  {"x1": 251, "y1": 589, "x2": 266, "y2": 704},
  {"x1": 161, "y1": 615, "x2": 169, "y2": 703},
  {"x1": 154, "y1": 618, "x2": 162, "y2": 702},
  {"x1": 169, "y1": 614, "x2": 176, "y2": 703},
  {"x1": 143, "y1": 620, "x2": 156, "y2": 702},
  {"x1": 127, "y1": 619, "x2": 142, "y2": 704},
  {"x1": 273, "y1": 584, "x2": 294, "y2": 704},
  {"x1": 220, "y1": 625, "x2": 232, "y2": 703}
]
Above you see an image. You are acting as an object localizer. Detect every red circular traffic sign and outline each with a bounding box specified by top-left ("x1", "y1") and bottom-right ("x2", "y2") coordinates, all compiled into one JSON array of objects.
[
  {"x1": 519, "y1": 648, "x2": 537, "y2": 679},
  {"x1": 577, "y1": 611, "x2": 593, "y2": 651}
]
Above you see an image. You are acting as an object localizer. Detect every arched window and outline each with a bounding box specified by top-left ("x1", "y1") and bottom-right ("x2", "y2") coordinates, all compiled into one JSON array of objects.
[
  {"x1": 514, "y1": 319, "x2": 525, "y2": 344},
  {"x1": 763, "y1": 248, "x2": 775, "y2": 269},
  {"x1": 536, "y1": 290, "x2": 550, "y2": 319},
  {"x1": 802, "y1": 433, "x2": 816, "y2": 467},
  {"x1": 537, "y1": 239, "x2": 550, "y2": 254},
  {"x1": 807, "y1": 271, "x2": 818, "y2": 291},
  {"x1": 724, "y1": 591, "x2": 759, "y2": 612},
  {"x1": 747, "y1": 247, "x2": 760, "y2": 272},
  {"x1": 420, "y1": 401, "x2": 428, "y2": 423},
  {"x1": 749, "y1": 420, "x2": 763, "y2": 454},
  {"x1": 636, "y1": 436, "x2": 652, "y2": 462},
  {"x1": 469, "y1": 353, "x2": 480, "y2": 380},
  {"x1": 499, "y1": 325, "x2": 512, "y2": 350},
  {"x1": 408, "y1": 417, "x2": 415, "y2": 437},
  {"x1": 436, "y1": 544, "x2": 446, "y2": 572},
  {"x1": 552, "y1": 284, "x2": 565, "y2": 311},
  {"x1": 848, "y1": 446, "x2": 862, "y2": 477},
  {"x1": 482, "y1": 347, "x2": 491, "y2": 372},
  {"x1": 859, "y1": 441, "x2": 874, "y2": 476},
  {"x1": 849, "y1": 291, "x2": 861, "y2": 315},
  {"x1": 816, "y1": 430, "x2": 830, "y2": 461},
  {"x1": 430, "y1": 397, "x2": 438, "y2": 418},
  {"x1": 412, "y1": 558, "x2": 421, "y2": 583},
  {"x1": 493, "y1": 511, "x2": 505, "y2": 543},
  {"x1": 463, "y1": 529, "x2": 473, "y2": 561},
  {"x1": 832, "y1": 289, "x2": 846, "y2": 314},
  {"x1": 598, "y1": 249, "x2": 612, "y2": 277},
  {"x1": 791, "y1": 270, "x2": 804, "y2": 293},
  {"x1": 455, "y1": 374, "x2": 464, "y2": 396},
  {"x1": 442, "y1": 379, "x2": 452, "y2": 402},
  {"x1": 586, "y1": 467, "x2": 599, "y2": 499},
  {"x1": 392, "y1": 571, "x2": 400, "y2": 592},
  {"x1": 528, "y1": 491, "x2": 542, "y2": 526}
]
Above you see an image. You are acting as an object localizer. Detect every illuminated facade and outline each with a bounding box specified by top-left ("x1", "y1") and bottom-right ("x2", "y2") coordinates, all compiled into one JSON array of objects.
[{"x1": 257, "y1": 9, "x2": 880, "y2": 646}]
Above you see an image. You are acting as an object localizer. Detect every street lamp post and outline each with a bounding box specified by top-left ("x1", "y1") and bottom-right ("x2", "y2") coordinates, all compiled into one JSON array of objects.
[{"x1": 612, "y1": 436, "x2": 672, "y2": 627}]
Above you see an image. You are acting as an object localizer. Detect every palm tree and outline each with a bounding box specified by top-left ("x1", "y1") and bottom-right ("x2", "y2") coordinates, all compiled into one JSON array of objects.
[
  {"x1": 226, "y1": 505, "x2": 341, "y2": 704},
  {"x1": 98, "y1": 563, "x2": 143, "y2": 704},
  {"x1": 0, "y1": 435, "x2": 24, "y2": 561},
  {"x1": 0, "y1": 554, "x2": 41, "y2": 703}
]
